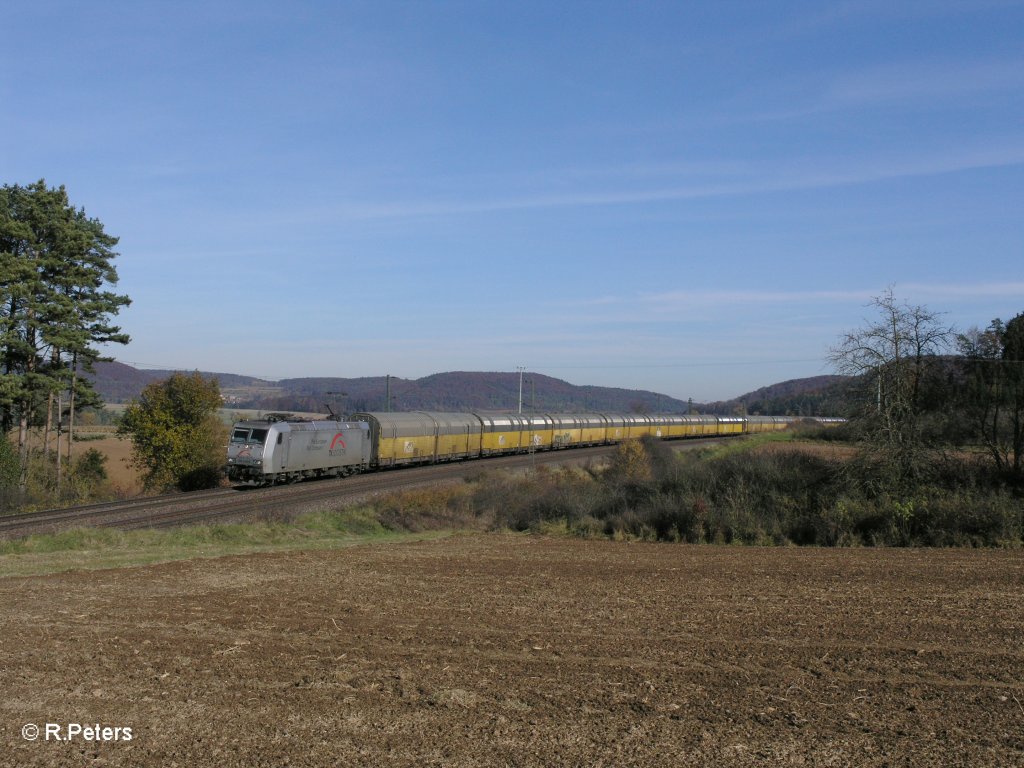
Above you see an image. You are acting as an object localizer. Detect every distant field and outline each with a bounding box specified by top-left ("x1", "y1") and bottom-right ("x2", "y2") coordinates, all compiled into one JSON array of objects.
[
  {"x1": 89, "y1": 403, "x2": 305, "y2": 425},
  {"x1": 76, "y1": 435, "x2": 143, "y2": 494},
  {"x1": 218, "y1": 408, "x2": 326, "y2": 423},
  {"x1": 6, "y1": 425, "x2": 142, "y2": 496}
]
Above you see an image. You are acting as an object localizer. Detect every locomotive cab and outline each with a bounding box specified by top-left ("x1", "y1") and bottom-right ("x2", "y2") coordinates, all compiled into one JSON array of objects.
[{"x1": 225, "y1": 421, "x2": 276, "y2": 483}]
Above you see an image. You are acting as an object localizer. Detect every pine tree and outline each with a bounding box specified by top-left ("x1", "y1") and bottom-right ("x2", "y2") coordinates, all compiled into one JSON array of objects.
[{"x1": 0, "y1": 180, "x2": 130, "y2": 494}]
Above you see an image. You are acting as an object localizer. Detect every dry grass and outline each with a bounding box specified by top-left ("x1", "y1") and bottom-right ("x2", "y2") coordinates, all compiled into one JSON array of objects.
[{"x1": 77, "y1": 435, "x2": 143, "y2": 494}]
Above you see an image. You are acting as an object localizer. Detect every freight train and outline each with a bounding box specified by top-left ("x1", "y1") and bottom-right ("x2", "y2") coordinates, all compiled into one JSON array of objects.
[{"x1": 225, "y1": 410, "x2": 838, "y2": 487}]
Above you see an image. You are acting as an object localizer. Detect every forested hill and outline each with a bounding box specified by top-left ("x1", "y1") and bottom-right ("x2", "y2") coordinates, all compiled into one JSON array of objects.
[
  {"x1": 704, "y1": 375, "x2": 854, "y2": 417},
  {"x1": 86, "y1": 362, "x2": 272, "y2": 403},
  {"x1": 89, "y1": 362, "x2": 849, "y2": 416},
  {"x1": 91, "y1": 366, "x2": 692, "y2": 414}
]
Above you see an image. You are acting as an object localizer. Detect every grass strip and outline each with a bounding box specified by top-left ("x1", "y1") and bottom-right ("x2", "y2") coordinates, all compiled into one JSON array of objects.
[{"x1": 0, "y1": 507, "x2": 452, "y2": 578}]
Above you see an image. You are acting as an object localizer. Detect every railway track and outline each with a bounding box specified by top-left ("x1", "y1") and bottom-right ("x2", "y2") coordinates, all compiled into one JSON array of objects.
[
  {"x1": 0, "y1": 437, "x2": 727, "y2": 540},
  {"x1": 0, "y1": 486, "x2": 242, "y2": 539}
]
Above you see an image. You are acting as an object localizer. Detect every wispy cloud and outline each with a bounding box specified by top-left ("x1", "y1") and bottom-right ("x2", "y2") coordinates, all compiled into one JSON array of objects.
[
  {"x1": 637, "y1": 289, "x2": 874, "y2": 307},
  {"x1": 741, "y1": 50, "x2": 1024, "y2": 125},
  {"x1": 824, "y1": 57, "x2": 1024, "y2": 108},
  {"x1": 640, "y1": 282, "x2": 1024, "y2": 308},
  {"x1": 308, "y1": 143, "x2": 1024, "y2": 222},
  {"x1": 898, "y1": 282, "x2": 1024, "y2": 300}
]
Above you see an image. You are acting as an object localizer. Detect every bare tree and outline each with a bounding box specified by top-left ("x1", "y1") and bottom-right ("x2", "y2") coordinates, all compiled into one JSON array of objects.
[{"x1": 829, "y1": 289, "x2": 953, "y2": 484}]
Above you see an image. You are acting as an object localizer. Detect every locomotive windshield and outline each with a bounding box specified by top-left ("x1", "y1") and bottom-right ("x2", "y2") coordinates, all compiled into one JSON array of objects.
[{"x1": 231, "y1": 428, "x2": 269, "y2": 444}]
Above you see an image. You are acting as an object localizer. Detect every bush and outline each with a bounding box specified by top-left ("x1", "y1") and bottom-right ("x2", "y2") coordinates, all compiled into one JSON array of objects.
[
  {"x1": 474, "y1": 467, "x2": 603, "y2": 532},
  {"x1": 118, "y1": 373, "x2": 227, "y2": 492},
  {"x1": 177, "y1": 464, "x2": 224, "y2": 492},
  {"x1": 460, "y1": 439, "x2": 1024, "y2": 547},
  {"x1": 322, "y1": 437, "x2": 1022, "y2": 547},
  {"x1": 74, "y1": 448, "x2": 108, "y2": 484},
  {"x1": 375, "y1": 485, "x2": 477, "y2": 531}
]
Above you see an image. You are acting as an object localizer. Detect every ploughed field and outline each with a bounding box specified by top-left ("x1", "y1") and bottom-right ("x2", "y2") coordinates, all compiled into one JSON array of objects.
[{"x1": 3, "y1": 536, "x2": 1023, "y2": 767}]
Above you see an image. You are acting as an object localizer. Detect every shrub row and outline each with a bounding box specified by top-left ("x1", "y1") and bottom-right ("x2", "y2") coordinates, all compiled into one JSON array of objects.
[{"x1": 467, "y1": 438, "x2": 1023, "y2": 547}]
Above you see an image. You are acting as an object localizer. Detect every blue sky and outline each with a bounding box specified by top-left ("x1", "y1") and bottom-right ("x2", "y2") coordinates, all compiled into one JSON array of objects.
[{"x1": 3, "y1": 1, "x2": 1023, "y2": 401}]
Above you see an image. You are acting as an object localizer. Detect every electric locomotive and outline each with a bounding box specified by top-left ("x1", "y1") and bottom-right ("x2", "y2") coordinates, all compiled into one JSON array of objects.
[{"x1": 225, "y1": 414, "x2": 370, "y2": 486}]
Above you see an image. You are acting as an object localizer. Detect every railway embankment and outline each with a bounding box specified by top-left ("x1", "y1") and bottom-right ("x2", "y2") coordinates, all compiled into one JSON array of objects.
[{"x1": 1, "y1": 434, "x2": 1020, "y2": 579}]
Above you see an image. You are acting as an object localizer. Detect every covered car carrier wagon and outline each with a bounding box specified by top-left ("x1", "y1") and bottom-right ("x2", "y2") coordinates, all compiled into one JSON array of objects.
[{"x1": 352, "y1": 412, "x2": 484, "y2": 467}]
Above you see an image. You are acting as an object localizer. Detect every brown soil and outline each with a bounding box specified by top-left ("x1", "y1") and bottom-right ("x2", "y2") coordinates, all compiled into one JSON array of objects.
[{"x1": 2, "y1": 536, "x2": 1022, "y2": 767}]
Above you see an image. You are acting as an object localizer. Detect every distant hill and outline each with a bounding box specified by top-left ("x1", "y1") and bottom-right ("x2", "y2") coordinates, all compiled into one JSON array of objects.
[
  {"x1": 705, "y1": 375, "x2": 854, "y2": 417},
  {"x1": 89, "y1": 362, "x2": 275, "y2": 403},
  {"x1": 86, "y1": 361, "x2": 164, "y2": 402},
  {"x1": 88, "y1": 362, "x2": 850, "y2": 417},
  {"x1": 228, "y1": 371, "x2": 693, "y2": 415}
]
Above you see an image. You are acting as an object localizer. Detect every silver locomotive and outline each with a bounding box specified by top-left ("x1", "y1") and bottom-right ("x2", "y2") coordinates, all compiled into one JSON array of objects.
[{"x1": 225, "y1": 414, "x2": 371, "y2": 486}]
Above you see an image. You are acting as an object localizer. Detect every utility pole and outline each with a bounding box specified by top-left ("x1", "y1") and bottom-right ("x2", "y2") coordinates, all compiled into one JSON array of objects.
[
  {"x1": 517, "y1": 366, "x2": 525, "y2": 414},
  {"x1": 386, "y1": 374, "x2": 391, "y2": 413}
]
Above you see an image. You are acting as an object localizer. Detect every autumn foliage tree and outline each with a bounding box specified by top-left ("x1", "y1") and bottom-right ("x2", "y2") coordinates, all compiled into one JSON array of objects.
[{"x1": 118, "y1": 372, "x2": 227, "y2": 491}]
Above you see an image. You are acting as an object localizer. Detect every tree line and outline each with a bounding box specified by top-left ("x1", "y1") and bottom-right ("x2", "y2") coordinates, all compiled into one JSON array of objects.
[
  {"x1": 474, "y1": 293, "x2": 1023, "y2": 547},
  {"x1": 830, "y1": 288, "x2": 1024, "y2": 486},
  {"x1": 0, "y1": 180, "x2": 130, "y2": 499}
]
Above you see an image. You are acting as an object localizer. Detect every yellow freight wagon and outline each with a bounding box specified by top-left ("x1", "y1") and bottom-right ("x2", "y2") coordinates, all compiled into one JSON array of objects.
[
  {"x1": 353, "y1": 412, "x2": 438, "y2": 466},
  {"x1": 716, "y1": 416, "x2": 745, "y2": 435},
  {"x1": 622, "y1": 415, "x2": 654, "y2": 439},
  {"x1": 744, "y1": 416, "x2": 789, "y2": 434},
  {"x1": 602, "y1": 414, "x2": 625, "y2": 441},
  {"x1": 549, "y1": 414, "x2": 607, "y2": 447},
  {"x1": 649, "y1": 415, "x2": 671, "y2": 439},
  {"x1": 521, "y1": 415, "x2": 554, "y2": 449},
  {"x1": 549, "y1": 415, "x2": 580, "y2": 447},
  {"x1": 352, "y1": 411, "x2": 482, "y2": 466},
  {"x1": 661, "y1": 416, "x2": 689, "y2": 438},
  {"x1": 477, "y1": 414, "x2": 528, "y2": 455},
  {"x1": 432, "y1": 413, "x2": 483, "y2": 459},
  {"x1": 578, "y1": 414, "x2": 610, "y2": 445},
  {"x1": 690, "y1": 415, "x2": 718, "y2": 436}
]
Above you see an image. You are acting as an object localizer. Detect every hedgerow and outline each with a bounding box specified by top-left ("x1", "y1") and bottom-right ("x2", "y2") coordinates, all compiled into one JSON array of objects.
[{"x1": 470, "y1": 437, "x2": 1023, "y2": 547}]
